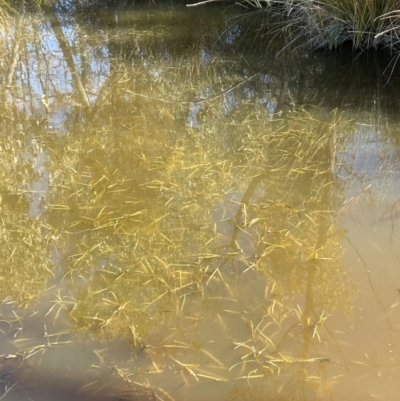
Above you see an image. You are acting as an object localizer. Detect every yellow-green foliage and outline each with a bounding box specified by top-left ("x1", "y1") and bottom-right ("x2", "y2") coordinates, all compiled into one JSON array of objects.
[{"x1": 0, "y1": 0, "x2": 11, "y2": 21}]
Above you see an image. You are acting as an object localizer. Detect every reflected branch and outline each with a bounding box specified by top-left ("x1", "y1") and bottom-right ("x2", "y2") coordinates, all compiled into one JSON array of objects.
[
  {"x1": 47, "y1": 10, "x2": 90, "y2": 107},
  {"x1": 5, "y1": 16, "x2": 23, "y2": 87}
]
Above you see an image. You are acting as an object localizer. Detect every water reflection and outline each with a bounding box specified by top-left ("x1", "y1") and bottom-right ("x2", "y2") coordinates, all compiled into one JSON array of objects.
[{"x1": 1, "y1": 3, "x2": 400, "y2": 401}]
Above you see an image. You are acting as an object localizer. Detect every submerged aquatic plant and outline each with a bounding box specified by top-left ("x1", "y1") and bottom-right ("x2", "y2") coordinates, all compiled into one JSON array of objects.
[{"x1": 0, "y1": 0, "x2": 12, "y2": 21}]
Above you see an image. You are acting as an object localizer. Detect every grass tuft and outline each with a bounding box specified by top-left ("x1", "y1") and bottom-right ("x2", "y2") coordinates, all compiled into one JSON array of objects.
[{"x1": 246, "y1": 0, "x2": 400, "y2": 52}]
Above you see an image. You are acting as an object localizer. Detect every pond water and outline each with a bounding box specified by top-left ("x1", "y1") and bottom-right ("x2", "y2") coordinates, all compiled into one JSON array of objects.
[{"x1": 1, "y1": 3, "x2": 400, "y2": 401}]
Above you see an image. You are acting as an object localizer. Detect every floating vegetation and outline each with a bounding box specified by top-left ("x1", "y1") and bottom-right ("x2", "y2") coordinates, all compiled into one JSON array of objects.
[{"x1": 0, "y1": 4, "x2": 399, "y2": 401}]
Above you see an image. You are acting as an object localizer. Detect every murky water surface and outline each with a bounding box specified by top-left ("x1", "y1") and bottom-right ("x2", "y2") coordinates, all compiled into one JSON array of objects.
[{"x1": 1, "y1": 4, "x2": 400, "y2": 401}]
